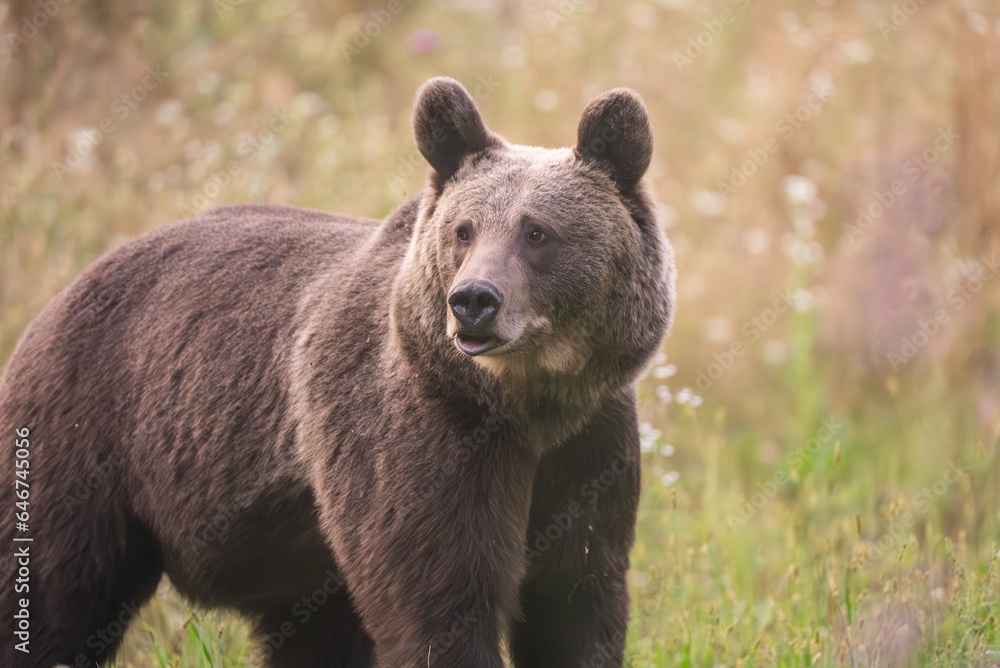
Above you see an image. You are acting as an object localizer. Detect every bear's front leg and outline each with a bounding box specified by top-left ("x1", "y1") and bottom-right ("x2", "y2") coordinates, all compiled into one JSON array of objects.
[
  {"x1": 510, "y1": 389, "x2": 641, "y2": 668},
  {"x1": 322, "y1": 422, "x2": 539, "y2": 668}
]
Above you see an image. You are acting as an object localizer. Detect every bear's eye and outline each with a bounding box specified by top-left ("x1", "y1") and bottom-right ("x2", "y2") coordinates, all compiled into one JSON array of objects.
[
  {"x1": 526, "y1": 229, "x2": 546, "y2": 243},
  {"x1": 456, "y1": 226, "x2": 471, "y2": 243}
]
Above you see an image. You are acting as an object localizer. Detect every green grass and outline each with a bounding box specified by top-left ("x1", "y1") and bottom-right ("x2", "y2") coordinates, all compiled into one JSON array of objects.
[{"x1": 2, "y1": 0, "x2": 999, "y2": 666}]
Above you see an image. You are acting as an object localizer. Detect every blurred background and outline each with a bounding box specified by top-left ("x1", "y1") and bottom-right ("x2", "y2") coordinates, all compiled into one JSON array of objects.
[{"x1": 1, "y1": 0, "x2": 999, "y2": 665}]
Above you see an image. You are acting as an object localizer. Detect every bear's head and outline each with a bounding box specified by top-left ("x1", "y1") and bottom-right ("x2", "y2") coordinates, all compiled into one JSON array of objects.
[{"x1": 393, "y1": 77, "x2": 674, "y2": 416}]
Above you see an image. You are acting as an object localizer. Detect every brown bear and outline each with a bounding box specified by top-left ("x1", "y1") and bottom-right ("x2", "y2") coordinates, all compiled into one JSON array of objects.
[{"x1": 0, "y1": 77, "x2": 674, "y2": 668}]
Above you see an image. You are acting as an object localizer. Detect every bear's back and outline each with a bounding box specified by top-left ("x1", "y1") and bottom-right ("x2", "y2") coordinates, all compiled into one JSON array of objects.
[
  {"x1": 0, "y1": 204, "x2": 385, "y2": 520},
  {"x1": 2, "y1": 203, "x2": 378, "y2": 391}
]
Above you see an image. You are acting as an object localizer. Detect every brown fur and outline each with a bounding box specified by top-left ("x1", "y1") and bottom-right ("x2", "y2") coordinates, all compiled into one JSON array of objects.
[{"x1": 0, "y1": 77, "x2": 674, "y2": 668}]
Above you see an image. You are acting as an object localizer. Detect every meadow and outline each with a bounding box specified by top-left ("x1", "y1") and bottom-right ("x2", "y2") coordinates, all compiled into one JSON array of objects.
[{"x1": 1, "y1": 0, "x2": 998, "y2": 665}]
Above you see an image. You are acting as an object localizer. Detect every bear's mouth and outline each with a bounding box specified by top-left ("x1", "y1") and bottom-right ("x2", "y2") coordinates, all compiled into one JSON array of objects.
[{"x1": 455, "y1": 332, "x2": 504, "y2": 356}]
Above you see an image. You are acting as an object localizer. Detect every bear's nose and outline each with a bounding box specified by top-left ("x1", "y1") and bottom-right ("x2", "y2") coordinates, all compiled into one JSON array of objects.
[{"x1": 448, "y1": 280, "x2": 504, "y2": 330}]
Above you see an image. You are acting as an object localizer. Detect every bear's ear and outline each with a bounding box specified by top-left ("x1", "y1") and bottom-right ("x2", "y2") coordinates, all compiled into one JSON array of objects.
[
  {"x1": 575, "y1": 88, "x2": 653, "y2": 191},
  {"x1": 412, "y1": 77, "x2": 500, "y2": 185}
]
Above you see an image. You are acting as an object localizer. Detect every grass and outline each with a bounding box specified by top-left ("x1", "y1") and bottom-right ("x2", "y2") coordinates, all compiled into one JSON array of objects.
[{"x1": 2, "y1": 0, "x2": 999, "y2": 666}]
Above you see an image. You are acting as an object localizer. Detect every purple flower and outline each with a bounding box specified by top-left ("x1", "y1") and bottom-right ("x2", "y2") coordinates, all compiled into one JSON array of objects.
[{"x1": 408, "y1": 29, "x2": 440, "y2": 54}]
